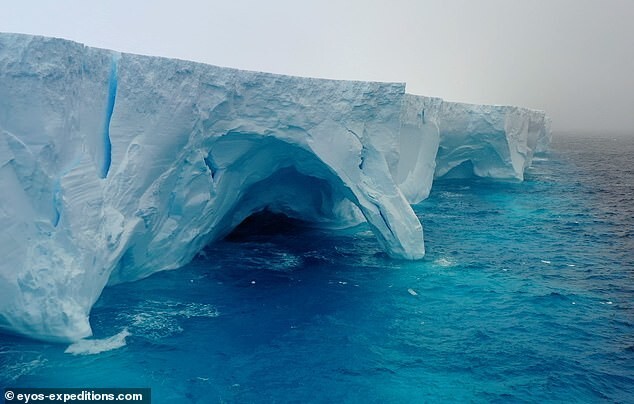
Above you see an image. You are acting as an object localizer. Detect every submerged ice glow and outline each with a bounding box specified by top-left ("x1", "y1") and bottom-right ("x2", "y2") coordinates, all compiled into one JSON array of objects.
[{"x1": 0, "y1": 33, "x2": 549, "y2": 342}]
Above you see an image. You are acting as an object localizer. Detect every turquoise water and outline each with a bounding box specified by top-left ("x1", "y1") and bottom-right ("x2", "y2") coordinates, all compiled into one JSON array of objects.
[{"x1": 1, "y1": 136, "x2": 633, "y2": 402}]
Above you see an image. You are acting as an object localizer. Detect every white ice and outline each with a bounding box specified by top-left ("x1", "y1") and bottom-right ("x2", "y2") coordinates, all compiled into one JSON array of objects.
[
  {"x1": 64, "y1": 328, "x2": 130, "y2": 355},
  {"x1": 0, "y1": 33, "x2": 550, "y2": 341}
]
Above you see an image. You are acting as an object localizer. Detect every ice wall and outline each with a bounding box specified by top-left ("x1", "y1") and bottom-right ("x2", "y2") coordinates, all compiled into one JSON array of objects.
[
  {"x1": 0, "y1": 33, "x2": 427, "y2": 341},
  {"x1": 0, "y1": 33, "x2": 550, "y2": 341},
  {"x1": 396, "y1": 95, "x2": 550, "y2": 203},
  {"x1": 396, "y1": 95, "x2": 441, "y2": 203}
]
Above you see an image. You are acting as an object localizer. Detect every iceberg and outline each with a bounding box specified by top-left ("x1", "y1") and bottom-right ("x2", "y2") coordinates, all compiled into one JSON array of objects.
[
  {"x1": 396, "y1": 95, "x2": 552, "y2": 203},
  {"x1": 0, "y1": 33, "x2": 550, "y2": 341}
]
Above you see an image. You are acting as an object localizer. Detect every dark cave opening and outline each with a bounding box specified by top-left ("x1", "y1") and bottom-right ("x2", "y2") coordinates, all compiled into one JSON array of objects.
[{"x1": 223, "y1": 210, "x2": 311, "y2": 242}]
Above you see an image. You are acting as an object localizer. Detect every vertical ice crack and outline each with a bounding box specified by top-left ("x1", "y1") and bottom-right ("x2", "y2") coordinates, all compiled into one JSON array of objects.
[
  {"x1": 100, "y1": 54, "x2": 119, "y2": 178},
  {"x1": 344, "y1": 126, "x2": 366, "y2": 170},
  {"x1": 204, "y1": 153, "x2": 217, "y2": 181},
  {"x1": 52, "y1": 178, "x2": 61, "y2": 227},
  {"x1": 378, "y1": 209, "x2": 396, "y2": 240}
]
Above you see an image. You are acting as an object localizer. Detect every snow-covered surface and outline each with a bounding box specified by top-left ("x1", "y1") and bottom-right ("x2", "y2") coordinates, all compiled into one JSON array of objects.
[{"x1": 0, "y1": 33, "x2": 550, "y2": 341}]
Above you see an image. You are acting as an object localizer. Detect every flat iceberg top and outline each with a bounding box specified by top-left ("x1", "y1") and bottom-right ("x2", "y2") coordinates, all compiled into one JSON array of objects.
[{"x1": 0, "y1": 32, "x2": 550, "y2": 342}]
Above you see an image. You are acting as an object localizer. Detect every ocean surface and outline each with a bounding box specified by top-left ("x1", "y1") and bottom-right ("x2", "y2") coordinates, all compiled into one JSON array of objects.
[{"x1": 1, "y1": 135, "x2": 633, "y2": 402}]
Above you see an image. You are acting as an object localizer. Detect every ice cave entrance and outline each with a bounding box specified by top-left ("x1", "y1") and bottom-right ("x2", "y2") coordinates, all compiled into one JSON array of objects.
[{"x1": 225, "y1": 210, "x2": 313, "y2": 241}]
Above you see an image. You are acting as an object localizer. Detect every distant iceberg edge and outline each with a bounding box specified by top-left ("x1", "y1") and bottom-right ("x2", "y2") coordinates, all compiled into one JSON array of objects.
[{"x1": 0, "y1": 32, "x2": 551, "y2": 341}]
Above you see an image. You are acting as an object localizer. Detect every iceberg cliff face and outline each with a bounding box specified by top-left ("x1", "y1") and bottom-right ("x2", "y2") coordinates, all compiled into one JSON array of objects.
[
  {"x1": 395, "y1": 95, "x2": 550, "y2": 204},
  {"x1": 431, "y1": 100, "x2": 550, "y2": 181},
  {"x1": 0, "y1": 33, "x2": 550, "y2": 341},
  {"x1": 397, "y1": 94, "x2": 551, "y2": 203}
]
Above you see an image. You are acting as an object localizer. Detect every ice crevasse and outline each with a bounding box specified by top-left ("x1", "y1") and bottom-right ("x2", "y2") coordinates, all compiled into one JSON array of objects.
[{"x1": 0, "y1": 33, "x2": 551, "y2": 341}]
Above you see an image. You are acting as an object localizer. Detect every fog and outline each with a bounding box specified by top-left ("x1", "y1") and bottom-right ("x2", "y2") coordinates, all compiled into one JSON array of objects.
[{"x1": 2, "y1": 0, "x2": 633, "y2": 134}]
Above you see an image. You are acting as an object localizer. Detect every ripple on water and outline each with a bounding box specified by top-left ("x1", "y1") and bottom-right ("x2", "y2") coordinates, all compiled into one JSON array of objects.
[{"x1": 116, "y1": 301, "x2": 219, "y2": 341}]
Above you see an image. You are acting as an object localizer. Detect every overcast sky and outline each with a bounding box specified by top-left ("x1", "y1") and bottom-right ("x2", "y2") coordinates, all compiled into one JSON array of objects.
[{"x1": 2, "y1": 0, "x2": 633, "y2": 134}]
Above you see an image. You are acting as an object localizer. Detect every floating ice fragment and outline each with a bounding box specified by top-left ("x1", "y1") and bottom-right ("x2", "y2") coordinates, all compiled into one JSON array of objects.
[{"x1": 64, "y1": 328, "x2": 130, "y2": 355}]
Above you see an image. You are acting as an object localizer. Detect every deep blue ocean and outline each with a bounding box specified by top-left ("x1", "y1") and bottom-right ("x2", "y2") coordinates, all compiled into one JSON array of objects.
[{"x1": 2, "y1": 135, "x2": 633, "y2": 403}]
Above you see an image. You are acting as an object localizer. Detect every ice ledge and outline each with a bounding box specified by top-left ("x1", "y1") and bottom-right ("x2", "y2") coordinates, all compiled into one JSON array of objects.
[{"x1": 0, "y1": 33, "x2": 550, "y2": 341}]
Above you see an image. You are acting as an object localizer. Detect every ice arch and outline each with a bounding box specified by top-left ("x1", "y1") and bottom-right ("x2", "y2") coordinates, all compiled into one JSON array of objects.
[
  {"x1": 0, "y1": 33, "x2": 550, "y2": 342},
  {"x1": 108, "y1": 132, "x2": 424, "y2": 285},
  {"x1": 0, "y1": 33, "x2": 423, "y2": 341}
]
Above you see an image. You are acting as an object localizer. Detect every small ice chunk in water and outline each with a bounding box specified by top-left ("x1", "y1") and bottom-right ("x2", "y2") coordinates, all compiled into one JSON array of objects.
[{"x1": 65, "y1": 328, "x2": 130, "y2": 355}]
